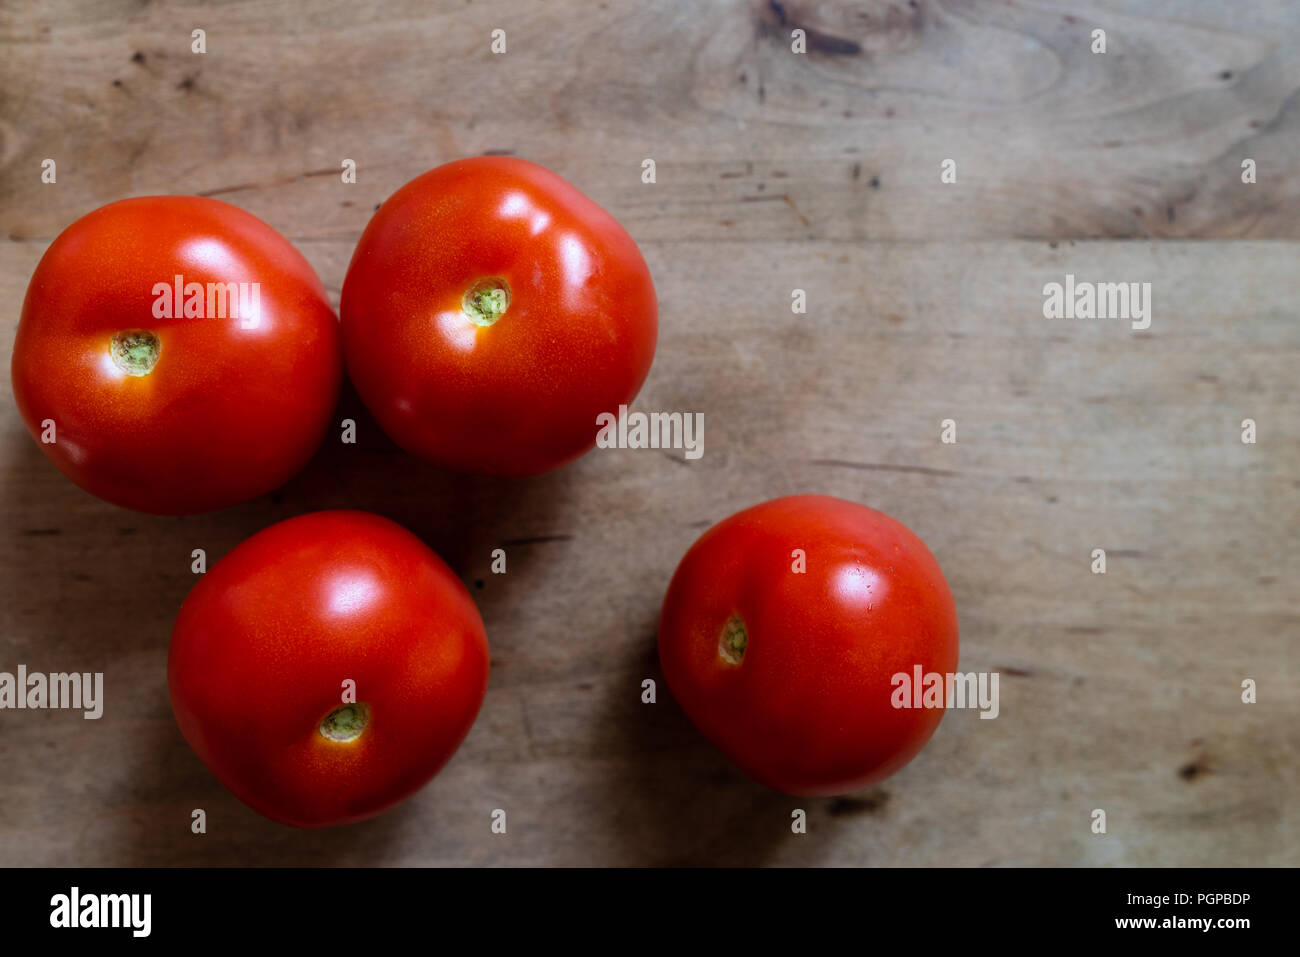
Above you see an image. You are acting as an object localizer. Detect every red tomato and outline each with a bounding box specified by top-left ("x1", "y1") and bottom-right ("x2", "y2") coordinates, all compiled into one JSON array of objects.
[
  {"x1": 658, "y1": 495, "x2": 959, "y2": 796},
  {"x1": 340, "y1": 156, "x2": 657, "y2": 476},
  {"x1": 167, "y1": 511, "x2": 489, "y2": 828},
  {"x1": 11, "y1": 196, "x2": 342, "y2": 514}
]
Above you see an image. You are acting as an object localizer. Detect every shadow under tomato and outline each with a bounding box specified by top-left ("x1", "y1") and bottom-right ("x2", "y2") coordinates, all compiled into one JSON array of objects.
[
  {"x1": 255, "y1": 376, "x2": 576, "y2": 576},
  {"x1": 1, "y1": 377, "x2": 574, "y2": 865},
  {"x1": 72, "y1": 713, "x2": 432, "y2": 865},
  {"x1": 580, "y1": 616, "x2": 782, "y2": 865},
  {"x1": 581, "y1": 613, "x2": 902, "y2": 866}
]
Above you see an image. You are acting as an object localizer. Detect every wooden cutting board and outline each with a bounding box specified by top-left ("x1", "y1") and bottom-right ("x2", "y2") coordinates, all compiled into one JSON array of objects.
[{"x1": 1, "y1": 0, "x2": 1296, "y2": 866}]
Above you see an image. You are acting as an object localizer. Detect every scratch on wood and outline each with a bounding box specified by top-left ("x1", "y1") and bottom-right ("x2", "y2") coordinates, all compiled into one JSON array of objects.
[
  {"x1": 810, "y1": 459, "x2": 960, "y2": 478},
  {"x1": 199, "y1": 168, "x2": 341, "y2": 197},
  {"x1": 782, "y1": 193, "x2": 810, "y2": 226}
]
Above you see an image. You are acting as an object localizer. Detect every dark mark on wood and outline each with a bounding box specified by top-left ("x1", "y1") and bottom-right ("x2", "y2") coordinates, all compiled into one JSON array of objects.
[
  {"x1": 808, "y1": 31, "x2": 862, "y2": 55},
  {"x1": 501, "y1": 534, "x2": 574, "y2": 546},
  {"x1": 766, "y1": 1, "x2": 863, "y2": 55},
  {"x1": 23, "y1": 529, "x2": 62, "y2": 536},
  {"x1": 828, "y1": 790, "x2": 890, "y2": 816}
]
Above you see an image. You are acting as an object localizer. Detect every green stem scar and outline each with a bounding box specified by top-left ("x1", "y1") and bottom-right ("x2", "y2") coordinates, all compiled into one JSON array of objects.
[
  {"x1": 719, "y1": 615, "x2": 747, "y2": 665},
  {"x1": 461, "y1": 278, "x2": 510, "y2": 326},
  {"x1": 109, "y1": 330, "x2": 160, "y2": 376},
  {"x1": 319, "y1": 702, "x2": 370, "y2": 742}
]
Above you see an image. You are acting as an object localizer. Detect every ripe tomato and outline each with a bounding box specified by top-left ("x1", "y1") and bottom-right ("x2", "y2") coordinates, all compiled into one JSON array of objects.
[
  {"x1": 340, "y1": 156, "x2": 657, "y2": 476},
  {"x1": 11, "y1": 196, "x2": 342, "y2": 514},
  {"x1": 658, "y1": 495, "x2": 959, "y2": 796},
  {"x1": 167, "y1": 511, "x2": 489, "y2": 828}
]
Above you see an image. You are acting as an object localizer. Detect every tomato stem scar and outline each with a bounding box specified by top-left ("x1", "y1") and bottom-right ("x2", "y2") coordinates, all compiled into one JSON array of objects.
[
  {"x1": 319, "y1": 702, "x2": 370, "y2": 742},
  {"x1": 719, "y1": 615, "x2": 747, "y2": 665},
  {"x1": 109, "y1": 330, "x2": 160, "y2": 376},
  {"x1": 462, "y1": 278, "x2": 510, "y2": 326}
]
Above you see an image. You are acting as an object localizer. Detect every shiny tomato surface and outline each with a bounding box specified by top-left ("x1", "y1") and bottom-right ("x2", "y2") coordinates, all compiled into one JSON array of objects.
[
  {"x1": 168, "y1": 511, "x2": 489, "y2": 828},
  {"x1": 658, "y1": 495, "x2": 959, "y2": 796},
  {"x1": 11, "y1": 196, "x2": 342, "y2": 514},
  {"x1": 340, "y1": 156, "x2": 657, "y2": 476}
]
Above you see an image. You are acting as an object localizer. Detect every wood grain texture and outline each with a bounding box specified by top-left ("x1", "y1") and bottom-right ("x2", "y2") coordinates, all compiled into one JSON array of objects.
[
  {"x1": 3, "y1": 0, "x2": 1300, "y2": 242},
  {"x1": 1, "y1": 0, "x2": 1297, "y2": 866}
]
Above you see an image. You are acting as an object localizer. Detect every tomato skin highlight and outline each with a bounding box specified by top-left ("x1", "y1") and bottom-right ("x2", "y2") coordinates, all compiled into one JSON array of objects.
[
  {"x1": 167, "y1": 511, "x2": 490, "y2": 828},
  {"x1": 658, "y1": 495, "x2": 960, "y2": 797},
  {"x1": 340, "y1": 156, "x2": 658, "y2": 476},
  {"x1": 10, "y1": 196, "x2": 342, "y2": 515}
]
